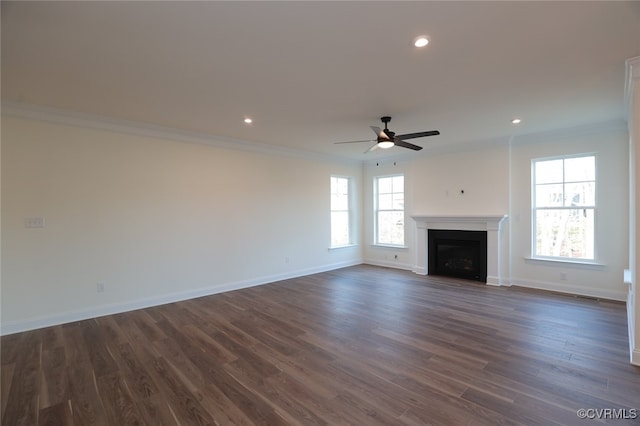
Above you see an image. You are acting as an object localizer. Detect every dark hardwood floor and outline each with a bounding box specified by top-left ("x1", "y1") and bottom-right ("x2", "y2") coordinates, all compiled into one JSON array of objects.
[{"x1": 2, "y1": 265, "x2": 639, "y2": 425}]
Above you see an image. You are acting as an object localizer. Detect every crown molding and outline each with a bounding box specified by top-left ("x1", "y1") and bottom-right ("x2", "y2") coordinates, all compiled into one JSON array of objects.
[
  {"x1": 508, "y1": 119, "x2": 627, "y2": 146},
  {"x1": 1, "y1": 101, "x2": 361, "y2": 166}
]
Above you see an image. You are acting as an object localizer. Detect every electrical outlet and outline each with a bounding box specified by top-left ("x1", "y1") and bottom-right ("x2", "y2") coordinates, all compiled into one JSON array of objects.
[
  {"x1": 24, "y1": 217, "x2": 45, "y2": 228},
  {"x1": 394, "y1": 254, "x2": 398, "y2": 260},
  {"x1": 285, "y1": 256, "x2": 290, "y2": 264},
  {"x1": 97, "y1": 282, "x2": 105, "y2": 293},
  {"x1": 560, "y1": 272, "x2": 567, "y2": 281}
]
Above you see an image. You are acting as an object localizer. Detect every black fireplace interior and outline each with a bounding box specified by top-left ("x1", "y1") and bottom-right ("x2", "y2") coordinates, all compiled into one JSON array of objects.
[{"x1": 428, "y1": 229, "x2": 487, "y2": 282}]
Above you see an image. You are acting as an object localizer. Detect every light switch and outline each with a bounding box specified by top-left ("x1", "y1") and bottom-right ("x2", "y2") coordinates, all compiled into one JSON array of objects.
[{"x1": 24, "y1": 217, "x2": 45, "y2": 228}]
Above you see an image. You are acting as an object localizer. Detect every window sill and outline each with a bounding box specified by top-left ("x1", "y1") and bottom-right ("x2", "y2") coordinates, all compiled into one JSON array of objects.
[
  {"x1": 371, "y1": 244, "x2": 408, "y2": 249},
  {"x1": 525, "y1": 256, "x2": 605, "y2": 269},
  {"x1": 328, "y1": 244, "x2": 358, "y2": 251}
]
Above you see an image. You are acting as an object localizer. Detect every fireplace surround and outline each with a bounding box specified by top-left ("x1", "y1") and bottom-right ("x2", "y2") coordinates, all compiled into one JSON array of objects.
[{"x1": 412, "y1": 215, "x2": 508, "y2": 285}]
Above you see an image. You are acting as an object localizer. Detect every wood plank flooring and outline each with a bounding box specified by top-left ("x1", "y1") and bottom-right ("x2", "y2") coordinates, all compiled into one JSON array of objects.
[{"x1": 2, "y1": 265, "x2": 639, "y2": 425}]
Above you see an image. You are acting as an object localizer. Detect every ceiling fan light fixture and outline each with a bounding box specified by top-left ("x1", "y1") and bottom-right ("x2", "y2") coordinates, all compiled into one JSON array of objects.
[
  {"x1": 378, "y1": 140, "x2": 395, "y2": 149},
  {"x1": 414, "y1": 36, "x2": 430, "y2": 48}
]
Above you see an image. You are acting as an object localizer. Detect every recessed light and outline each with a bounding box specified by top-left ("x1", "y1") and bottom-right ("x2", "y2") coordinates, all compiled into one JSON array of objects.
[
  {"x1": 244, "y1": 117, "x2": 253, "y2": 124},
  {"x1": 414, "y1": 36, "x2": 429, "y2": 48},
  {"x1": 511, "y1": 118, "x2": 522, "y2": 124}
]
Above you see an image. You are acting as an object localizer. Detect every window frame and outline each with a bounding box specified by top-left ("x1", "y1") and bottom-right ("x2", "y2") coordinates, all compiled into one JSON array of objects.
[
  {"x1": 374, "y1": 174, "x2": 406, "y2": 247},
  {"x1": 531, "y1": 153, "x2": 597, "y2": 262},
  {"x1": 330, "y1": 175, "x2": 354, "y2": 249}
]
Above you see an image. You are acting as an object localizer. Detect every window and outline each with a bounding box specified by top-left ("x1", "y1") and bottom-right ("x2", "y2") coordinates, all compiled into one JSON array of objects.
[
  {"x1": 532, "y1": 154, "x2": 595, "y2": 260},
  {"x1": 375, "y1": 175, "x2": 404, "y2": 246},
  {"x1": 330, "y1": 176, "x2": 352, "y2": 247}
]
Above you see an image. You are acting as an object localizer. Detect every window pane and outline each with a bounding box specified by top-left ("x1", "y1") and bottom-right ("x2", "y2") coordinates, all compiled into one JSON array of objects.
[
  {"x1": 377, "y1": 211, "x2": 404, "y2": 245},
  {"x1": 331, "y1": 177, "x2": 347, "y2": 210},
  {"x1": 565, "y1": 156, "x2": 595, "y2": 182},
  {"x1": 565, "y1": 181, "x2": 595, "y2": 207},
  {"x1": 392, "y1": 175, "x2": 404, "y2": 192},
  {"x1": 378, "y1": 177, "x2": 392, "y2": 194},
  {"x1": 331, "y1": 211, "x2": 350, "y2": 246},
  {"x1": 535, "y1": 183, "x2": 563, "y2": 207},
  {"x1": 392, "y1": 193, "x2": 404, "y2": 210},
  {"x1": 375, "y1": 174, "x2": 404, "y2": 246},
  {"x1": 332, "y1": 192, "x2": 348, "y2": 210},
  {"x1": 535, "y1": 159, "x2": 563, "y2": 184},
  {"x1": 337, "y1": 177, "x2": 348, "y2": 193},
  {"x1": 535, "y1": 208, "x2": 594, "y2": 259},
  {"x1": 330, "y1": 176, "x2": 351, "y2": 247},
  {"x1": 378, "y1": 194, "x2": 393, "y2": 210}
]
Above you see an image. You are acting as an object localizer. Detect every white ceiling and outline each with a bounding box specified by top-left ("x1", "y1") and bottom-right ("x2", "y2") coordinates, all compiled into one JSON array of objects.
[{"x1": 2, "y1": 1, "x2": 640, "y2": 160}]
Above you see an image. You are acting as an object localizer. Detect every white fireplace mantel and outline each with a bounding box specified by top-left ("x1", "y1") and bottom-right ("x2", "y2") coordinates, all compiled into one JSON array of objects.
[{"x1": 411, "y1": 215, "x2": 508, "y2": 285}]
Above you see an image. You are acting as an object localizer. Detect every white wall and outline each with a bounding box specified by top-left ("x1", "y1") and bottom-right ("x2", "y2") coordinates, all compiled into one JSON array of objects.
[
  {"x1": 361, "y1": 126, "x2": 628, "y2": 303},
  {"x1": 634, "y1": 76, "x2": 640, "y2": 364},
  {"x1": 1, "y1": 112, "x2": 631, "y2": 336},
  {"x1": 411, "y1": 145, "x2": 510, "y2": 216},
  {"x1": 1, "y1": 116, "x2": 362, "y2": 334},
  {"x1": 630, "y1": 84, "x2": 640, "y2": 364},
  {"x1": 362, "y1": 146, "x2": 510, "y2": 270},
  {"x1": 362, "y1": 158, "x2": 414, "y2": 270},
  {"x1": 627, "y1": 56, "x2": 640, "y2": 365},
  {"x1": 509, "y1": 124, "x2": 629, "y2": 301}
]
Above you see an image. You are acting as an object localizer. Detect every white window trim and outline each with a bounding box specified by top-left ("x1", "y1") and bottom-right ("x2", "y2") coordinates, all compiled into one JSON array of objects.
[
  {"x1": 374, "y1": 173, "x2": 405, "y2": 247},
  {"x1": 524, "y1": 256, "x2": 605, "y2": 268},
  {"x1": 328, "y1": 244, "x2": 358, "y2": 251},
  {"x1": 371, "y1": 243, "x2": 408, "y2": 249},
  {"x1": 330, "y1": 175, "x2": 355, "y2": 249},
  {"x1": 531, "y1": 153, "x2": 597, "y2": 263}
]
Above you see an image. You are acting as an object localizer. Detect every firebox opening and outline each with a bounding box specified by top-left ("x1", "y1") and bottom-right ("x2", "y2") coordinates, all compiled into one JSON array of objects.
[{"x1": 428, "y1": 229, "x2": 487, "y2": 282}]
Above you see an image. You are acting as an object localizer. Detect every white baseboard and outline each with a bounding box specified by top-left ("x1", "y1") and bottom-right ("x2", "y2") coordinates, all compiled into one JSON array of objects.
[
  {"x1": 0, "y1": 259, "x2": 362, "y2": 336},
  {"x1": 486, "y1": 275, "x2": 504, "y2": 286},
  {"x1": 363, "y1": 259, "x2": 414, "y2": 271},
  {"x1": 632, "y1": 349, "x2": 640, "y2": 366},
  {"x1": 511, "y1": 277, "x2": 627, "y2": 302},
  {"x1": 413, "y1": 266, "x2": 427, "y2": 275}
]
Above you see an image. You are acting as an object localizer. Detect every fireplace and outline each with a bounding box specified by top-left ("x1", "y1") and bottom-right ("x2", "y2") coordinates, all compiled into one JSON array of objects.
[
  {"x1": 428, "y1": 229, "x2": 487, "y2": 282},
  {"x1": 411, "y1": 215, "x2": 508, "y2": 285}
]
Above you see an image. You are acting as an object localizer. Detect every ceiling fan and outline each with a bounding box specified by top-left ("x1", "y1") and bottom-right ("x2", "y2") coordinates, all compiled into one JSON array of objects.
[{"x1": 335, "y1": 116, "x2": 440, "y2": 153}]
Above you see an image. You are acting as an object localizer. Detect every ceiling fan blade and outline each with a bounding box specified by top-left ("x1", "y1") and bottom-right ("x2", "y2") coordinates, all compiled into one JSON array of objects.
[
  {"x1": 334, "y1": 139, "x2": 374, "y2": 144},
  {"x1": 364, "y1": 143, "x2": 379, "y2": 153},
  {"x1": 394, "y1": 140, "x2": 423, "y2": 151},
  {"x1": 395, "y1": 130, "x2": 440, "y2": 140},
  {"x1": 370, "y1": 126, "x2": 389, "y2": 140}
]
